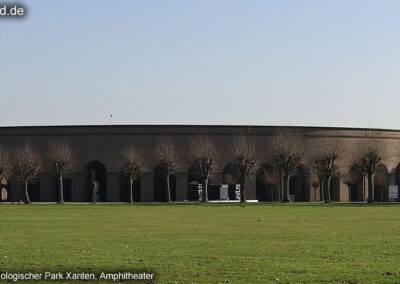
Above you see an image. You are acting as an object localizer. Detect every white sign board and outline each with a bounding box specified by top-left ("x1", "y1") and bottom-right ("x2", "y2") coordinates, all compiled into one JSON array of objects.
[
  {"x1": 389, "y1": 185, "x2": 398, "y2": 199},
  {"x1": 220, "y1": 184, "x2": 229, "y2": 200}
]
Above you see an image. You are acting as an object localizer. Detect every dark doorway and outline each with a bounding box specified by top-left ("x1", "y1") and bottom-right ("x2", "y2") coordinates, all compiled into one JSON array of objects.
[
  {"x1": 374, "y1": 165, "x2": 388, "y2": 202},
  {"x1": 120, "y1": 176, "x2": 141, "y2": 202},
  {"x1": 330, "y1": 175, "x2": 341, "y2": 201},
  {"x1": 348, "y1": 166, "x2": 364, "y2": 201},
  {"x1": 26, "y1": 181, "x2": 41, "y2": 202},
  {"x1": 289, "y1": 165, "x2": 310, "y2": 201},
  {"x1": 154, "y1": 165, "x2": 176, "y2": 202},
  {"x1": 0, "y1": 184, "x2": 11, "y2": 202},
  {"x1": 86, "y1": 161, "x2": 107, "y2": 202},
  {"x1": 256, "y1": 163, "x2": 277, "y2": 201},
  {"x1": 188, "y1": 164, "x2": 202, "y2": 201}
]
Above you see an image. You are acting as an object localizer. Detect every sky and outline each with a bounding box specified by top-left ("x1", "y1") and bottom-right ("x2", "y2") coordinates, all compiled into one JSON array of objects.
[{"x1": 0, "y1": 0, "x2": 400, "y2": 128}]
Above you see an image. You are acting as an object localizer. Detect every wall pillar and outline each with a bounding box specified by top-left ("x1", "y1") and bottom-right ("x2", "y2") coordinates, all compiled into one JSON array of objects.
[
  {"x1": 107, "y1": 172, "x2": 120, "y2": 202},
  {"x1": 71, "y1": 173, "x2": 86, "y2": 202},
  {"x1": 40, "y1": 173, "x2": 57, "y2": 202},
  {"x1": 176, "y1": 173, "x2": 188, "y2": 201},
  {"x1": 141, "y1": 173, "x2": 154, "y2": 202},
  {"x1": 10, "y1": 180, "x2": 22, "y2": 202}
]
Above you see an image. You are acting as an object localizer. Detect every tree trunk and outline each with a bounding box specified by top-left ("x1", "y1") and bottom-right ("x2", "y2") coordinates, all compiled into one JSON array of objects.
[
  {"x1": 240, "y1": 181, "x2": 246, "y2": 203},
  {"x1": 166, "y1": 172, "x2": 171, "y2": 202},
  {"x1": 269, "y1": 186, "x2": 274, "y2": 201},
  {"x1": 59, "y1": 176, "x2": 64, "y2": 204},
  {"x1": 325, "y1": 177, "x2": 332, "y2": 203},
  {"x1": 368, "y1": 173, "x2": 374, "y2": 203},
  {"x1": 283, "y1": 176, "x2": 291, "y2": 202},
  {"x1": 203, "y1": 178, "x2": 208, "y2": 202},
  {"x1": 25, "y1": 180, "x2": 30, "y2": 204},
  {"x1": 319, "y1": 177, "x2": 325, "y2": 202},
  {"x1": 129, "y1": 177, "x2": 134, "y2": 203}
]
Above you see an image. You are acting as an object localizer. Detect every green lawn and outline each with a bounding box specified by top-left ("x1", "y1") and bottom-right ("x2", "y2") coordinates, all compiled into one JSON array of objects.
[{"x1": 0, "y1": 203, "x2": 400, "y2": 283}]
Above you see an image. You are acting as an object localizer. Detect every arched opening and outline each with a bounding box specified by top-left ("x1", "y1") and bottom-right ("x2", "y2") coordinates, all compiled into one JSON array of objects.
[
  {"x1": 27, "y1": 181, "x2": 41, "y2": 202},
  {"x1": 394, "y1": 164, "x2": 400, "y2": 201},
  {"x1": 345, "y1": 166, "x2": 364, "y2": 201},
  {"x1": 187, "y1": 164, "x2": 202, "y2": 201},
  {"x1": 221, "y1": 163, "x2": 240, "y2": 200},
  {"x1": 153, "y1": 165, "x2": 176, "y2": 202},
  {"x1": 86, "y1": 161, "x2": 107, "y2": 202},
  {"x1": 375, "y1": 165, "x2": 388, "y2": 202},
  {"x1": 330, "y1": 174, "x2": 341, "y2": 202},
  {"x1": 120, "y1": 176, "x2": 141, "y2": 202},
  {"x1": 289, "y1": 164, "x2": 310, "y2": 202},
  {"x1": 256, "y1": 163, "x2": 277, "y2": 201},
  {"x1": 0, "y1": 178, "x2": 11, "y2": 202}
]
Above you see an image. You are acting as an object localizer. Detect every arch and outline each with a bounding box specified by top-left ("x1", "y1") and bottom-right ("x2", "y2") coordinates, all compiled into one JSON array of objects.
[
  {"x1": 187, "y1": 164, "x2": 203, "y2": 201},
  {"x1": 395, "y1": 163, "x2": 400, "y2": 200},
  {"x1": 0, "y1": 178, "x2": 11, "y2": 202},
  {"x1": 27, "y1": 180, "x2": 41, "y2": 202},
  {"x1": 221, "y1": 163, "x2": 241, "y2": 200},
  {"x1": 222, "y1": 163, "x2": 238, "y2": 184},
  {"x1": 188, "y1": 164, "x2": 202, "y2": 184},
  {"x1": 330, "y1": 174, "x2": 341, "y2": 202},
  {"x1": 86, "y1": 161, "x2": 107, "y2": 202},
  {"x1": 256, "y1": 163, "x2": 277, "y2": 201},
  {"x1": 347, "y1": 166, "x2": 364, "y2": 201},
  {"x1": 153, "y1": 165, "x2": 176, "y2": 202},
  {"x1": 289, "y1": 164, "x2": 310, "y2": 202},
  {"x1": 375, "y1": 164, "x2": 388, "y2": 202}
]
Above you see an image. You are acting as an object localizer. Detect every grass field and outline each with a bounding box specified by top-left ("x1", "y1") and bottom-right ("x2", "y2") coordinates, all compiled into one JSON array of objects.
[{"x1": 0, "y1": 203, "x2": 400, "y2": 283}]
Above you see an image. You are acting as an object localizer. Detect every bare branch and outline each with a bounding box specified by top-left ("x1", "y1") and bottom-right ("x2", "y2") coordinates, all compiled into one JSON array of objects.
[
  {"x1": 257, "y1": 163, "x2": 277, "y2": 187},
  {"x1": 121, "y1": 146, "x2": 143, "y2": 181},
  {"x1": 311, "y1": 138, "x2": 344, "y2": 181},
  {"x1": 0, "y1": 145, "x2": 12, "y2": 183},
  {"x1": 190, "y1": 135, "x2": 218, "y2": 178},
  {"x1": 231, "y1": 134, "x2": 258, "y2": 202},
  {"x1": 14, "y1": 143, "x2": 42, "y2": 184},
  {"x1": 48, "y1": 141, "x2": 75, "y2": 178},
  {"x1": 271, "y1": 128, "x2": 304, "y2": 178},
  {"x1": 351, "y1": 138, "x2": 387, "y2": 176},
  {"x1": 232, "y1": 134, "x2": 258, "y2": 181},
  {"x1": 155, "y1": 137, "x2": 181, "y2": 174}
]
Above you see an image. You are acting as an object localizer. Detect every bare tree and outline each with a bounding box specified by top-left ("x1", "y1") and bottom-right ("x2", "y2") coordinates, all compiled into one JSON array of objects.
[
  {"x1": 256, "y1": 164, "x2": 277, "y2": 201},
  {"x1": 190, "y1": 135, "x2": 218, "y2": 202},
  {"x1": 311, "y1": 139, "x2": 343, "y2": 203},
  {"x1": 232, "y1": 134, "x2": 258, "y2": 203},
  {"x1": 14, "y1": 143, "x2": 42, "y2": 203},
  {"x1": 0, "y1": 145, "x2": 12, "y2": 186},
  {"x1": 121, "y1": 146, "x2": 143, "y2": 203},
  {"x1": 352, "y1": 137, "x2": 387, "y2": 203},
  {"x1": 48, "y1": 141, "x2": 75, "y2": 204},
  {"x1": 156, "y1": 137, "x2": 181, "y2": 202},
  {"x1": 271, "y1": 128, "x2": 304, "y2": 202}
]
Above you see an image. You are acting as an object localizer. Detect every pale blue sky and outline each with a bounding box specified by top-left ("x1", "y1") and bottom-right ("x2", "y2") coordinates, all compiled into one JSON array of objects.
[{"x1": 1, "y1": 0, "x2": 400, "y2": 128}]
